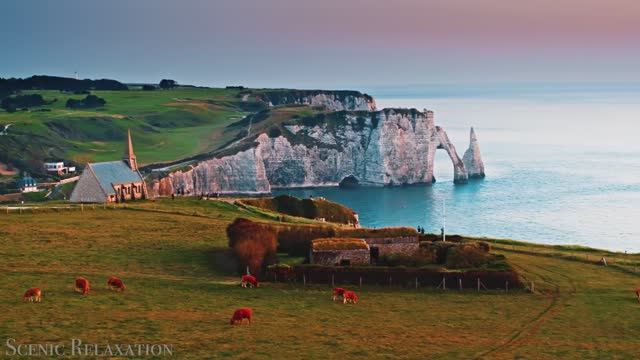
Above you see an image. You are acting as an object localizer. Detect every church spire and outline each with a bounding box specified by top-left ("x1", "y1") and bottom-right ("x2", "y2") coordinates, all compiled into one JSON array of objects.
[{"x1": 124, "y1": 129, "x2": 138, "y2": 171}]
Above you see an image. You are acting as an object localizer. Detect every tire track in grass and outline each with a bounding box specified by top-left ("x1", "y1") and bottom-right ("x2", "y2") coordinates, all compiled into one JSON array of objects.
[{"x1": 474, "y1": 253, "x2": 577, "y2": 359}]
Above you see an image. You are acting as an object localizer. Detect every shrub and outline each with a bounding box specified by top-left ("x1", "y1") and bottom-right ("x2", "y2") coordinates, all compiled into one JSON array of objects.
[
  {"x1": 446, "y1": 244, "x2": 489, "y2": 269},
  {"x1": 420, "y1": 241, "x2": 456, "y2": 264},
  {"x1": 477, "y1": 241, "x2": 491, "y2": 252},
  {"x1": 1, "y1": 94, "x2": 46, "y2": 111},
  {"x1": 276, "y1": 224, "x2": 335, "y2": 257},
  {"x1": 266, "y1": 264, "x2": 294, "y2": 281},
  {"x1": 227, "y1": 218, "x2": 277, "y2": 275},
  {"x1": 268, "y1": 126, "x2": 282, "y2": 137},
  {"x1": 378, "y1": 249, "x2": 436, "y2": 267},
  {"x1": 142, "y1": 84, "x2": 156, "y2": 91},
  {"x1": 66, "y1": 94, "x2": 106, "y2": 109}
]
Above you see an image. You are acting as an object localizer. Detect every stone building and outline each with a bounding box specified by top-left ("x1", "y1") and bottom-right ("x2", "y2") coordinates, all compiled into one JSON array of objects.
[
  {"x1": 70, "y1": 130, "x2": 148, "y2": 203},
  {"x1": 364, "y1": 237, "x2": 420, "y2": 262},
  {"x1": 310, "y1": 238, "x2": 370, "y2": 266}
]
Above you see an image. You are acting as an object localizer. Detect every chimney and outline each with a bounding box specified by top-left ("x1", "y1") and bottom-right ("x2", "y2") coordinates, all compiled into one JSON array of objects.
[{"x1": 124, "y1": 129, "x2": 138, "y2": 171}]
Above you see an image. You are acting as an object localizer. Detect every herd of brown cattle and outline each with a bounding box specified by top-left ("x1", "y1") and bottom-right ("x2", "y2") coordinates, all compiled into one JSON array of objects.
[
  {"x1": 22, "y1": 276, "x2": 125, "y2": 302},
  {"x1": 231, "y1": 274, "x2": 360, "y2": 325}
]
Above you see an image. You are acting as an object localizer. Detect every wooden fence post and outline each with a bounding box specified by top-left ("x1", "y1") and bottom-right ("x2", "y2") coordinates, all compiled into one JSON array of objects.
[
  {"x1": 530, "y1": 281, "x2": 535, "y2": 293},
  {"x1": 415, "y1": 277, "x2": 418, "y2": 289},
  {"x1": 359, "y1": 276, "x2": 362, "y2": 288},
  {"x1": 459, "y1": 278, "x2": 463, "y2": 291},
  {"x1": 331, "y1": 274, "x2": 335, "y2": 287},
  {"x1": 505, "y1": 280, "x2": 509, "y2": 292},
  {"x1": 303, "y1": 273, "x2": 306, "y2": 287},
  {"x1": 477, "y1": 278, "x2": 480, "y2": 292},
  {"x1": 389, "y1": 276, "x2": 392, "y2": 287},
  {"x1": 442, "y1": 276, "x2": 446, "y2": 290}
]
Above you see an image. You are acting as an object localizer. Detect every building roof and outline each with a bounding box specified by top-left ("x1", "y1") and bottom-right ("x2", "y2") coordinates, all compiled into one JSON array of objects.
[
  {"x1": 18, "y1": 175, "x2": 37, "y2": 187},
  {"x1": 89, "y1": 161, "x2": 143, "y2": 195},
  {"x1": 312, "y1": 238, "x2": 369, "y2": 251},
  {"x1": 364, "y1": 236, "x2": 419, "y2": 245}
]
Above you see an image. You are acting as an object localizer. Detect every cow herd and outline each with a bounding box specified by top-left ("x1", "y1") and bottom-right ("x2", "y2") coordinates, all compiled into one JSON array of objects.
[
  {"x1": 22, "y1": 276, "x2": 125, "y2": 302},
  {"x1": 22, "y1": 273, "x2": 360, "y2": 326},
  {"x1": 231, "y1": 275, "x2": 360, "y2": 325}
]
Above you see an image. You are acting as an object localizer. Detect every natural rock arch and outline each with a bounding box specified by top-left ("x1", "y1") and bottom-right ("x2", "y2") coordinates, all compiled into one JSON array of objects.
[{"x1": 434, "y1": 126, "x2": 468, "y2": 184}]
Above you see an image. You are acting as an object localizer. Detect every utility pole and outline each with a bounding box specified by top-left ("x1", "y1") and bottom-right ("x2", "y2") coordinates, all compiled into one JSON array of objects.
[{"x1": 442, "y1": 199, "x2": 446, "y2": 242}]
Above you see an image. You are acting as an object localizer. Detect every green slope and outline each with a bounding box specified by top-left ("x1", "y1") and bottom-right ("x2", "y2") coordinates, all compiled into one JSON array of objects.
[{"x1": 0, "y1": 87, "x2": 262, "y2": 174}]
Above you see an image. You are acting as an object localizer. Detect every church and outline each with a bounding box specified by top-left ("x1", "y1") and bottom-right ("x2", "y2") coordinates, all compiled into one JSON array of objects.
[{"x1": 70, "y1": 130, "x2": 148, "y2": 203}]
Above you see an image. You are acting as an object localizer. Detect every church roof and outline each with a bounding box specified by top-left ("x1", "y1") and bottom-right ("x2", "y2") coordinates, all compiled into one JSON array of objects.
[{"x1": 89, "y1": 161, "x2": 143, "y2": 195}]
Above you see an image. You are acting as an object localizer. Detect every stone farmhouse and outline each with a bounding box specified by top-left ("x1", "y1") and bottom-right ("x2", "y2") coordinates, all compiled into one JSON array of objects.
[{"x1": 310, "y1": 236, "x2": 420, "y2": 266}]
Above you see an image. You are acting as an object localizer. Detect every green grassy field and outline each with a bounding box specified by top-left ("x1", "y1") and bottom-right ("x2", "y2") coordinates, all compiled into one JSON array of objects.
[
  {"x1": 1, "y1": 199, "x2": 639, "y2": 359},
  {"x1": 0, "y1": 88, "x2": 255, "y2": 171}
]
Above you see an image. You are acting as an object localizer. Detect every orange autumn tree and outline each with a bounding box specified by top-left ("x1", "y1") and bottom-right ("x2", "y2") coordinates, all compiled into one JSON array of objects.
[{"x1": 227, "y1": 218, "x2": 278, "y2": 275}]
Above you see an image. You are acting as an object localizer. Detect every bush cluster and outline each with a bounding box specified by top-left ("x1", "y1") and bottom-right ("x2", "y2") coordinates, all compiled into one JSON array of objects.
[
  {"x1": 66, "y1": 94, "x2": 106, "y2": 109},
  {"x1": 227, "y1": 218, "x2": 278, "y2": 275}
]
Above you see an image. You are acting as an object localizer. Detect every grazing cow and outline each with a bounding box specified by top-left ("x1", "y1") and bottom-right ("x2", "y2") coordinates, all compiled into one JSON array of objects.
[
  {"x1": 107, "y1": 276, "x2": 126, "y2": 292},
  {"x1": 343, "y1": 290, "x2": 359, "y2": 304},
  {"x1": 75, "y1": 277, "x2": 90, "y2": 295},
  {"x1": 23, "y1": 288, "x2": 42, "y2": 302},
  {"x1": 230, "y1": 308, "x2": 252, "y2": 325},
  {"x1": 332, "y1": 287, "x2": 346, "y2": 301},
  {"x1": 636, "y1": 288, "x2": 640, "y2": 303},
  {"x1": 241, "y1": 274, "x2": 259, "y2": 288}
]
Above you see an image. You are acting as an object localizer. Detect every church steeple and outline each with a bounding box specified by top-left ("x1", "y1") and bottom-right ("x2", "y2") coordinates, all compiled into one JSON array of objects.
[{"x1": 124, "y1": 129, "x2": 138, "y2": 171}]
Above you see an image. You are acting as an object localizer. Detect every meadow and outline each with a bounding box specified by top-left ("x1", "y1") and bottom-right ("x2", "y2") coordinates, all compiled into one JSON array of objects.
[
  {"x1": 1, "y1": 199, "x2": 639, "y2": 359},
  {"x1": 0, "y1": 87, "x2": 252, "y2": 173}
]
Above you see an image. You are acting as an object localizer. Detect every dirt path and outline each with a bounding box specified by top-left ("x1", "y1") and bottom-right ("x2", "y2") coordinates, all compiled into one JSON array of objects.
[{"x1": 474, "y1": 252, "x2": 579, "y2": 359}]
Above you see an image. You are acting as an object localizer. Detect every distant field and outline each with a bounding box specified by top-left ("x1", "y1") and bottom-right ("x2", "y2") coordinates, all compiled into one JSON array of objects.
[
  {"x1": 0, "y1": 87, "x2": 254, "y2": 170},
  {"x1": 1, "y1": 199, "x2": 639, "y2": 358}
]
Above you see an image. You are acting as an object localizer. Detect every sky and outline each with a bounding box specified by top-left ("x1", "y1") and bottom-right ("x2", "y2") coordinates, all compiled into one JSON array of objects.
[{"x1": 3, "y1": 0, "x2": 640, "y2": 89}]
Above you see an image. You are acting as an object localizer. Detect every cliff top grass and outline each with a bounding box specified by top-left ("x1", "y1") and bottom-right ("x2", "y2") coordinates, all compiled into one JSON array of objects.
[
  {"x1": 240, "y1": 195, "x2": 357, "y2": 225},
  {"x1": 1, "y1": 198, "x2": 640, "y2": 358},
  {"x1": 311, "y1": 237, "x2": 368, "y2": 251}
]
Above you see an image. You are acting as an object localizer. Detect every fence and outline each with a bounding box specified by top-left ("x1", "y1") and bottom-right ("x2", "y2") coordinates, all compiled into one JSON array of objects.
[{"x1": 267, "y1": 265, "x2": 523, "y2": 291}]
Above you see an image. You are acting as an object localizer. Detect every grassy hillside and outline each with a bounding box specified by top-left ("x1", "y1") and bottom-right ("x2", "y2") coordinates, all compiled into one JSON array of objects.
[
  {"x1": 0, "y1": 87, "x2": 261, "y2": 174},
  {"x1": 1, "y1": 199, "x2": 639, "y2": 358}
]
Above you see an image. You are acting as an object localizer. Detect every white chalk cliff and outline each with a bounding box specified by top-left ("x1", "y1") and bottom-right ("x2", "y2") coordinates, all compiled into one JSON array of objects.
[
  {"x1": 153, "y1": 108, "x2": 485, "y2": 195},
  {"x1": 244, "y1": 90, "x2": 376, "y2": 111}
]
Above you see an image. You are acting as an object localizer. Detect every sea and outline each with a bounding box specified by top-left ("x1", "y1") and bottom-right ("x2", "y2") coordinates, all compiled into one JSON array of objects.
[{"x1": 274, "y1": 84, "x2": 640, "y2": 252}]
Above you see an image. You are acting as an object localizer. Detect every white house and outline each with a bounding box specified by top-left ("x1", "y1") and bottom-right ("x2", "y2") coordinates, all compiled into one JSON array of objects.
[
  {"x1": 18, "y1": 175, "x2": 38, "y2": 193},
  {"x1": 44, "y1": 161, "x2": 76, "y2": 175}
]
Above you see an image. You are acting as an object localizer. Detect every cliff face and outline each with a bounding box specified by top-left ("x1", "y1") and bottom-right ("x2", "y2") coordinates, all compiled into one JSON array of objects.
[
  {"x1": 243, "y1": 90, "x2": 376, "y2": 111},
  {"x1": 153, "y1": 109, "x2": 482, "y2": 195},
  {"x1": 463, "y1": 127, "x2": 485, "y2": 178}
]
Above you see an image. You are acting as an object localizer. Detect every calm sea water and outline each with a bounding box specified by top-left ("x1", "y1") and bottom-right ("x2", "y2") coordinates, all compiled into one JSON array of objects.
[{"x1": 274, "y1": 89, "x2": 640, "y2": 252}]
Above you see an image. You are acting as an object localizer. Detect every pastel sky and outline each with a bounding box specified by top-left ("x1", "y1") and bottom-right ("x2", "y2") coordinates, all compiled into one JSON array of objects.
[{"x1": 3, "y1": 0, "x2": 640, "y2": 88}]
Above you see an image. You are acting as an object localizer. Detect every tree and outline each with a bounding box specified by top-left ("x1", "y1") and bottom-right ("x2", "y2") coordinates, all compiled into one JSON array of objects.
[
  {"x1": 227, "y1": 218, "x2": 278, "y2": 275},
  {"x1": 142, "y1": 84, "x2": 156, "y2": 91},
  {"x1": 159, "y1": 79, "x2": 177, "y2": 89}
]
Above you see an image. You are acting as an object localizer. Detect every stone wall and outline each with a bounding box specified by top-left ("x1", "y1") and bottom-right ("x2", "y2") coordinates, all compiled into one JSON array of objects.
[
  {"x1": 364, "y1": 237, "x2": 420, "y2": 257},
  {"x1": 311, "y1": 249, "x2": 371, "y2": 266}
]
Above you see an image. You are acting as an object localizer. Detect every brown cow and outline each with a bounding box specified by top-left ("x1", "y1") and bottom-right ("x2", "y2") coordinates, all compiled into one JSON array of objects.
[
  {"x1": 107, "y1": 276, "x2": 126, "y2": 292},
  {"x1": 332, "y1": 287, "x2": 346, "y2": 301},
  {"x1": 636, "y1": 288, "x2": 640, "y2": 303},
  {"x1": 241, "y1": 274, "x2": 259, "y2": 288},
  {"x1": 343, "y1": 290, "x2": 359, "y2": 304},
  {"x1": 230, "y1": 308, "x2": 252, "y2": 325},
  {"x1": 75, "y1": 277, "x2": 90, "y2": 295},
  {"x1": 23, "y1": 288, "x2": 42, "y2": 302}
]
